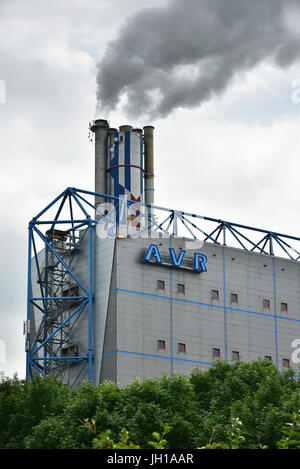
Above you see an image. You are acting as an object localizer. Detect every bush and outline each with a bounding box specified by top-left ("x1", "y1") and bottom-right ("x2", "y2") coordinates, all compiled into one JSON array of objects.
[{"x1": 1, "y1": 360, "x2": 300, "y2": 449}]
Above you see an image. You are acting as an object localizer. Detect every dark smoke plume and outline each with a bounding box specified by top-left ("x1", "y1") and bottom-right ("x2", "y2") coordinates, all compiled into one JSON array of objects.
[{"x1": 96, "y1": 0, "x2": 300, "y2": 119}]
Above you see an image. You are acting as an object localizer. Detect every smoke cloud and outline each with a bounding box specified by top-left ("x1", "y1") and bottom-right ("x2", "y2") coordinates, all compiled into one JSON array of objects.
[{"x1": 96, "y1": 0, "x2": 300, "y2": 119}]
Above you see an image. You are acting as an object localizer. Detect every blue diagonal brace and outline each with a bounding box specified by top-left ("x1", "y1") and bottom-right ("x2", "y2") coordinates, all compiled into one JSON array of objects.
[{"x1": 33, "y1": 225, "x2": 88, "y2": 294}]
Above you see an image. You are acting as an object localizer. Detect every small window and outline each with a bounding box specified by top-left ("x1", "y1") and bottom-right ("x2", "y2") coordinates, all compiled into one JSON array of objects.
[
  {"x1": 281, "y1": 302, "x2": 288, "y2": 312},
  {"x1": 282, "y1": 358, "x2": 290, "y2": 368},
  {"x1": 70, "y1": 344, "x2": 78, "y2": 356},
  {"x1": 263, "y1": 299, "x2": 270, "y2": 309},
  {"x1": 232, "y1": 350, "x2": 240, "y2": 361},
  {"x1": 157, "y1": 339, "x2": 166, "y2": 350},
  {"x1": 230, "y1": 293, "x2": 238, "y2": 304},
  {"x1": 177, "y1": 283, "x2": 185, "y2": 294},
  {"x1": 178, "y1": 343, "x2": 186, "y2": 353},
  {"x1": 211, "y1": 289, "x2": 219, "y2": 300},
  {"x1": 264, "y1": 355, "x2": 272, "y2": 362},
  {"x1": 61, "y1": 344, "x2": 78, "y2": 357},
  {"x1": 157, "y1": 280, "x2": 165, "y2": 290},
  {"x1": 212, "y1": 348, "x2": 220, "y2": 360}
]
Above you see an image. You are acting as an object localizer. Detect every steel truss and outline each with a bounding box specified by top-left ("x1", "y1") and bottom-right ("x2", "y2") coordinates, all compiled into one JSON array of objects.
[{"x1": 26, "y1": 187, "x2": 300, "y2": 384}]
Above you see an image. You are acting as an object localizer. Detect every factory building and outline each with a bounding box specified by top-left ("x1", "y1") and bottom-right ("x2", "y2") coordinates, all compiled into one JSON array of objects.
[{"x1": 26, "y1": 120, "x2": 300, "y2": 387}]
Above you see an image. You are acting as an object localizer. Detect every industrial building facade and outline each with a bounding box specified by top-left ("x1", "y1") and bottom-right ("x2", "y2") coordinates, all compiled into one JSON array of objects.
[
  {"x1": 100, "y1": 236, "x2": 300, "y2": 385},
  {"x1": 26, "y1": 121, "x2": 300, "y2": 387}
]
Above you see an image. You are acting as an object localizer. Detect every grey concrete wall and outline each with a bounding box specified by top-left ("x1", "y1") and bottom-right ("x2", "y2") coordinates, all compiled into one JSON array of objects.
[
  {"x1": 99, "y1": 235, "x2": 300, "y2": 386},
  {"x1": 93, "y1": 235, "x2": 115, "y2": 384}
]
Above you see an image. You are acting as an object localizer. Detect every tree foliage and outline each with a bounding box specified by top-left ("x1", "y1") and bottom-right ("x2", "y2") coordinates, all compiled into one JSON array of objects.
[{"x1": 0, "y1": 360, "x2": 300, "y2": 449}]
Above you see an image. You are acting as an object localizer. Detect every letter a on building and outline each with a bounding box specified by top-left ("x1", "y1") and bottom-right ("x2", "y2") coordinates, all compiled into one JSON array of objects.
[{"x1": 144, "y1": 244, "x2": 162, "y2": 264}]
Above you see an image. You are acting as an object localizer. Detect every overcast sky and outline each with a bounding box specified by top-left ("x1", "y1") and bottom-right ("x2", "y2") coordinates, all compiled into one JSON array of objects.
[{"x1": 1, "y1": 0, "x2": 300, "y2": 379}]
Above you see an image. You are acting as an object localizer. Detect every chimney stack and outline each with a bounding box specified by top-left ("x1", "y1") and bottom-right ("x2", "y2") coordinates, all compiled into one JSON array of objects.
[
  {"x1": 143, "y1": 125, "x2": 155, "y2": 220},
  {"x1": 90, "y1": 119, "x2": 109, "y2": 210},
  {"x1": 90, "y1": 119, "x2": 155, "y2": 225}
]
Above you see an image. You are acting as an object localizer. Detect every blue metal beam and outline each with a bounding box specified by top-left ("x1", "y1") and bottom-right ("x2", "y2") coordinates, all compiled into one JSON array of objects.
[
  {"x1": 88, "y1": 220, "x2": 93, "y2": 382},
  {"x1": 26, "y1": 225, "x2": 33, "y2": 380},
  {"x1": 31, "y1": 299, "x2": 89, "y2": 357},
  {"x1": 33, "y1": 226, "x2": 88, "y2": 294}
]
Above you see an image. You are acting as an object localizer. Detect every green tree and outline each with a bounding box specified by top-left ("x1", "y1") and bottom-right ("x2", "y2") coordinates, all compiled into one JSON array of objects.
[
  {"x1": 0, "y1": 372, "x2": 71, "y2": 449},
  {"x1": 276, "y1": 412, "x2": 300, "y2": 449},
  {"x1": 1, "y1": 359, "x2": 300, "y2": 449},
  {"x1": 190, "y1": 360, "x2": 300, "y2": 448}
]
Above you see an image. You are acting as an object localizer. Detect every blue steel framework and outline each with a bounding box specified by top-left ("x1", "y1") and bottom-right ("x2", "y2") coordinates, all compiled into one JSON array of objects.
[{"x1": 27, "y1": 187, "x2": 300, "y2": 383}]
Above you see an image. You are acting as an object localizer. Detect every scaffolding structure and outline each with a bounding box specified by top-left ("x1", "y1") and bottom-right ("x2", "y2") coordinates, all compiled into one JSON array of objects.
[
  {"x1": 26, "y1": 187, "x2": 300, "y2": 385},
  {"x1": 35, "y1": 229, "x2": 81, "y2": 375},
  {"x1": 26, "y1": 189, "x2": 94, "y2": 386}
]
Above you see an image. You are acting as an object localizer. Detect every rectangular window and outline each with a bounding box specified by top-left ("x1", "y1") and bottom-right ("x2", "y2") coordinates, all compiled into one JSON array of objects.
[
  {"x1": 157, "y1": 339, "x2": 166, "y2": 350},
  {"x1": 70, "y1": 344, "x2": 78, "y2": 356},
  {"x1": 230, "y1": 293, "x2": 238, "y2": 304},
  {"x1": 61, "y1": 344, "x2": 78, "y2": 357},
  {"x1": 264, "y1": 355, "x2": 272, "y2": 362},
  {"x1": 177, "y1": 283, "x2": 185, "y2": 294},
  {"x1": 212, "y1": 348, "x2": 220, "y2": 360},
  {"x1": 178, "y1": 343, "x2": 186, "y2": 353},
  {"x1": 157, "y1": 280, "x2": 165, "y2": 290},
  {"x1": 282, "y1": 358, "x2": 290, "y2": 368},
  {"x1": 281, "y1": 302, "x2": 288, "y2": 312},
  {"x1": 211, "y1": 289, "x2": 219, "y2": 300},
  {"x1": 263, "y1": 299, "x2": 270, "y2": 309},
  {"x1": 232, "y1": 350, "x2": 240, "y2": 361}
]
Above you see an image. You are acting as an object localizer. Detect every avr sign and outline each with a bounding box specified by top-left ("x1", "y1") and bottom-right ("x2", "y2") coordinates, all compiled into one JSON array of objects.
[{"x1": 144, "y1": 244, "x2": 207, "y2": 272}]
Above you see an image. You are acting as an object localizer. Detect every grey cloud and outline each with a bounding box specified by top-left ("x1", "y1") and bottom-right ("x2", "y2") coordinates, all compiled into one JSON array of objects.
[{"x1": 96, "y1": 0, "x2": 300, "y2": 119}]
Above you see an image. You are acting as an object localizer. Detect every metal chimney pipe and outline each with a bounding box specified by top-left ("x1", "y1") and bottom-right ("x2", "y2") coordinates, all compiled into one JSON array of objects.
[
  {"x1": 119, "y1": 125, "x2": 133, "y2": 132},
  {"x1": 90, "y1": 119, "x2": 109, "y2": 213},
  {"x1": 143, "y1": 126, "x2": 155, "y2": 219}
]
